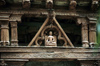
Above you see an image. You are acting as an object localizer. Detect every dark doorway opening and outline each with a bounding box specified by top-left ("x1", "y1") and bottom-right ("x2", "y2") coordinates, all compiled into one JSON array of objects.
[{"x1": 24, "y1": 60, "x2": 81, "y2": 66}]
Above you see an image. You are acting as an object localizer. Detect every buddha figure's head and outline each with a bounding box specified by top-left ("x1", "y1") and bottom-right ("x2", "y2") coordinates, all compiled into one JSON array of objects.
[{"x1": 49, "y1": 31, "x2": 52, "y2": 36}]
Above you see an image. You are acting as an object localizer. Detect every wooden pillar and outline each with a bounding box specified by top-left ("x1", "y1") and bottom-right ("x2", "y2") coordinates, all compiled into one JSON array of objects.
[
  {"x1": 10, "y1": 22, "x2": 18, "y2": 46},
  {"x1": 89, "y1": 21, "x2": 97, "y2": 47},
  {"x1": 0, "y1": 21, "x2": 9, "y2": 46},
  {"x1": 81, "y1": 18, "x2": 89, "y2": 47}
]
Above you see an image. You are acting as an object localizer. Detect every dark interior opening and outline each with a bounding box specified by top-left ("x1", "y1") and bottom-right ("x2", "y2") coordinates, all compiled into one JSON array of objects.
[{"x1": 24, "y1": 60, "x2": 81, "y2": 66}]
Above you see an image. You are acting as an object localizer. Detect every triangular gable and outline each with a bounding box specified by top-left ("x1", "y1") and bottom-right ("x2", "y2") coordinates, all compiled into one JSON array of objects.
[{"x1": 28, "y1": 17, "x2": 74, "y2": 47}]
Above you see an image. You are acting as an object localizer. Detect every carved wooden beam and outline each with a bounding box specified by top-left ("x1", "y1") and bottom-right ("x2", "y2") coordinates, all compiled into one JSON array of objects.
[
  {"x1": 69, "y1": 0, "x2": 77, "y2": 10},
  {"x1": 91, "y1": 0, "x2": 99, "y2": 11},
  {"x1": 22, "y1": 0, "x2": 31, "y2": 9},
  {"x1": 0, "y1": 14, "x2": 10, "y2": 46},
  {"x1": 10, "y1": 22, "x2": 18, "y2": 46},
  {"x1": 1, "y1": 47, "x2": 100, "y2": 60},
  {"x1": 0, "y1": 0, "x2": 6, "y2": 7},
  {"x1": 46, "y1": 0, "x2": 53, "y2": 9}
]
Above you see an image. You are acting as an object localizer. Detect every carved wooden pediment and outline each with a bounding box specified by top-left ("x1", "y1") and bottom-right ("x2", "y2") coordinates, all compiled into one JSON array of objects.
[{"x1": 28, "y1": 14, "x2": 74, "y2": 47}]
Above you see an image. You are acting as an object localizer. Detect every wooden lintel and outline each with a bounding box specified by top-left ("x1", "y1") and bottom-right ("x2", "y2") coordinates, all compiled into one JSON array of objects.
[{"x1": 0, "y1": 47, "x2": 100, "y2": 60}]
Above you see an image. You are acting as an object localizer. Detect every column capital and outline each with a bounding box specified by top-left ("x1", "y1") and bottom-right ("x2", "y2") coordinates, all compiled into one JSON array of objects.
[{"x1": 10, "y1": 22, "x2": 17, "y2": 28}]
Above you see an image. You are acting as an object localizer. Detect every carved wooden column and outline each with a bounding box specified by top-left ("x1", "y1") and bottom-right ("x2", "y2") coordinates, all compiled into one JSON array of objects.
[
  {"x1": 10, "y1": 22, "x2": 18, "y2": 46},
  {"x1": 81, "y1": 18, "x2": 89, "y2": 47},
  {"x1": 0, "y1": 21, "x2": 9, "y2": 46},
  {"x1": 9, "y1": 14, "x2": 22, "y2": 46},
  {"x1": 88, "y1": 17, "x2": 97, "y2": 47}
]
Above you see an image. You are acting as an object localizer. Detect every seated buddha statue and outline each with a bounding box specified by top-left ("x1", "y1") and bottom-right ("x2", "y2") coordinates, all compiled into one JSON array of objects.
[{"x1": 45, "y1": 31, "x2": 57, "y2": 47}]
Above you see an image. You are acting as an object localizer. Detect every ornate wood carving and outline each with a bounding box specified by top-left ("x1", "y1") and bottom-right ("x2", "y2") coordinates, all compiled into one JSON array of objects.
[
  {"x1": 91, "y1": 0, "x2": 99, "y2": 11},
  {"x1": 10, "y1": 22, "x2": 18, "y2": 46},
  {"x1": 1, "y1": 47, "x2": 100, "y2": 59},
  {"x1": 46, "y1": 0, "x2": 53, "y2": 9},
  {"x1": 69, "y1": 0, "x2": 77, "y2": 10},
  {"x1": 88, "y1": 17, "x2": 97, "y2": 47},
  {"x1": 22, "y1": 0, "x2": 30, "y2": 9},
  {"x1": 81, "y1": 18, "x2": 89, "y2": 47}
]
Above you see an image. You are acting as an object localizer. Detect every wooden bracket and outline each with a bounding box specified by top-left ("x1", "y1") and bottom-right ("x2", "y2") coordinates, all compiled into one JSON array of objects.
[
  {"x1": 22, "y1": 0, "x2": 30, "y2": 9},
  {"x1": 91, "y1": 0, "x2": 99, "y2": 11},
  {"x1": 69, "y1": 0, "x2": 77, "y2": 10},
  {"x1": 46, "y1": 0, "x2": 53, "y2": 9}
]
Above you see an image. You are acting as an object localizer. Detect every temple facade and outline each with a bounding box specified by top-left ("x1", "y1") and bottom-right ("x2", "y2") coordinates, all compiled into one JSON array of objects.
[{"x1": 0, "y1": 0, "x2": 100, "y2": 66}]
